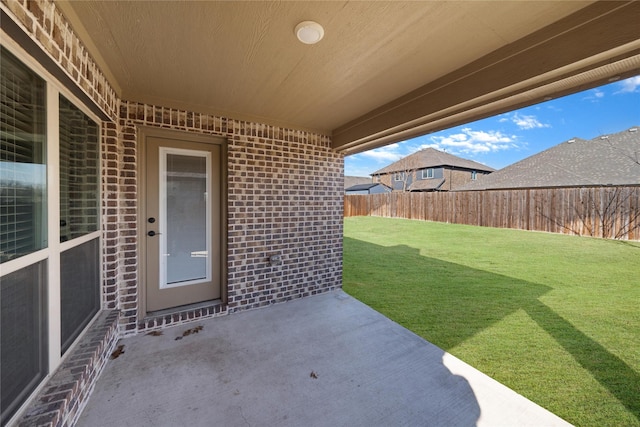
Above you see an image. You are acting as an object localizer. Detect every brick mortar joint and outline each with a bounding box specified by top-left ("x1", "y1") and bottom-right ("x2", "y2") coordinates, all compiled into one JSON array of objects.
[
  {"x1": 120, "y1": 102, "x2": 332, "y2": 147},
  {"x1": 2, "y1": 0, "x2": 119, "y2": 121}
]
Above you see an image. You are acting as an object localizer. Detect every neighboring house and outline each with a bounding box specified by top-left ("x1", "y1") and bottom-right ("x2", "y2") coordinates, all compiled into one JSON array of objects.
[
  {"x1": 345, "y1": 175, "x2": 372, "y2": 191},
  {"x1": 371, "y1": 148, "x2": 495, "y2": 192},
  {"x1": 1, "y1": 1, "x2": 637, "y2": 426},
  {"x1": 458, "y1": 127, "x2": 640, "y2": 191},
  {"x1": 345, "y1": 183, "x2": 391, "y2": 195}
]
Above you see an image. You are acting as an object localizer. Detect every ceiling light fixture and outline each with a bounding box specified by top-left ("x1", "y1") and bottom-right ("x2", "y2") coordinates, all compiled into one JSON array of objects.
[{"x1": 295, "y1": 21, "x2": 324, "y2": 45}]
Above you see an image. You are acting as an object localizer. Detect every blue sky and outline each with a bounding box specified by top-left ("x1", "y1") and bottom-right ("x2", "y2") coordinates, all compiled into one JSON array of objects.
[{"x1": 345, "y1": 75, "x2": 640, "y2": 176}]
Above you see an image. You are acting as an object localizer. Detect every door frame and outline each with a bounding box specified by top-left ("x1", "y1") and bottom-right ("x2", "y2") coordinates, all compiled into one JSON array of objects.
[{"x1": 138, "y1": 126, "x2": 228, "y2": 317}]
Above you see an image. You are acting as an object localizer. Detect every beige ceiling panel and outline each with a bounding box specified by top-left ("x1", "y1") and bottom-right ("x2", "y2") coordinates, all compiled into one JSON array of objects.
[{"x1": 56, "y1": 0, "x2": 638, "y2": 151}]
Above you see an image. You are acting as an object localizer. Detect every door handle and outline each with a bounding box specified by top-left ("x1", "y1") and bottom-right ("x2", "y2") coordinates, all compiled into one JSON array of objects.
[{"x1": 147, "y1": 230, "x2": 161, "y2": 237}]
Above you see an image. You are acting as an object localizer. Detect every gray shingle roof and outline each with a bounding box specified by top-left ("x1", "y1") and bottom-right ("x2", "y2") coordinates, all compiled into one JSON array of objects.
[
  {"x1": 457, "y1": 126, "x2": 640, "y2": 190},
  {"x1": 346, "y1": 183, "x2": 380, "y2": 191},
  {"x1": 371, "y1": 147, "x2": 495, "y2": 175}
]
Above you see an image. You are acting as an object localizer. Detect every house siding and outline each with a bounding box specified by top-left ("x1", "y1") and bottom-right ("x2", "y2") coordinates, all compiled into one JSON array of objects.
[
  {"x1": 445, "y1": 168, "x2": 478, "y2": 191},
  {"x1": 419, "y1": 167, "x2": 444, "y2": 180},
  {"x1": 370, "y1": 185, "x2": 391, "y2": 194},
  {"x1": 392, "y1": 175, "x2": 409, "y2": 191},
  {"x1": 376, "y1": 167, "x2": 489, "y2": 192},
  {"x1": 3, "y1": 1, "x2": 344, "y2": 425},
  {"x1": 345, "y1": 184, "x2": 390, "y2": 195},
  {"x1": 375, "y1": 174, "x2": 391, "y2": 188}
]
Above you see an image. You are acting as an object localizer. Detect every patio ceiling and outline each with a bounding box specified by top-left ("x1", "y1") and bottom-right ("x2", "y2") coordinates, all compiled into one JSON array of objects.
[{"x1": 57, "y1": 1, "x2": 640, "y2": 154}]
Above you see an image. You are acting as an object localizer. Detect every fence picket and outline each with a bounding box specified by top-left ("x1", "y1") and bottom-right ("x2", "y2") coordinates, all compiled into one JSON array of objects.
[{"x1": 344, "y1": 186, "x2": 640, "y2": 240}]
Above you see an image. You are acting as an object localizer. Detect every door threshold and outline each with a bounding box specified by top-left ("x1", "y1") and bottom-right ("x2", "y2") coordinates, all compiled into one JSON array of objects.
[
  {"x1": 139, "y1": 299, "x2": 226, "y2": 333},
  {"x1": 147, "y1": 299, "x2": 223, "y2": 317}
]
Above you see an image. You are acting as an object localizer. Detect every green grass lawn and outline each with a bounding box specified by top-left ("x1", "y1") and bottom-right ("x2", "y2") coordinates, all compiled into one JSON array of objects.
[{"x1": 343, "y1": 216, "x2": 640, "y2": 427}]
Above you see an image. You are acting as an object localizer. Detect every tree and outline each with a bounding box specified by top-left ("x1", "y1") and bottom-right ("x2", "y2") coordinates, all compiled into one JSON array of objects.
[
  {"x1": 537, "y1": 186, "x2": 640, "y2": 239},
  {"x1": 578, "y1": 186, "x2": 640, "y2": 239},
  {"x1": 387, "y1": 152, "x2": 425, "y2": 192}
]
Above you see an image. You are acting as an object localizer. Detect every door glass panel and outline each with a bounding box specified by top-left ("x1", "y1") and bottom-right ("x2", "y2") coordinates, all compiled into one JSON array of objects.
[{"x1": 160, "y1": 149, "x2": 210, "y2": 288}]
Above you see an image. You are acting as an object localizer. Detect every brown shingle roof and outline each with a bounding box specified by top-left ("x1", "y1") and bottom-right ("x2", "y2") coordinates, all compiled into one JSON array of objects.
[
  {"x1": 372, "y1": 148, "x2": 495, "y2": 175},
  {"x1": 458, "y1": 127, "x2": 640, "y2": 190},
  {"x1": 408, "y1": 178, "x2": 445, "y2": 191}
]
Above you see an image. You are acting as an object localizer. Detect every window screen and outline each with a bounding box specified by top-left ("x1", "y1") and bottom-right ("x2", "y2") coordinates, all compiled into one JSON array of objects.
[
  {"x1": 0, "y1": 47, "x2": 47, "y2": 263},
  {"x1": 60, "y1": 238, "x2": 100, "y2": 354},
  {"x1": 1, "y1": 261, "x2": 48, "y2": 424}
]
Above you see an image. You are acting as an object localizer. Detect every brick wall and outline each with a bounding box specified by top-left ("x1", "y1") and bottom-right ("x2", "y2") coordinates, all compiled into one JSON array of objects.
[
  {"x1": 227, "y1": 134, "x2": 344, "y2": 311},
  {"x1": 16, "y1": 311, "x2": 120, "y2": 427},
  {"x1": 1, "y1": 0, "x2": 118, "y2": 120},
  {"x1": 101, "y1": 122, "x2": 120, "y2": 312},
  {"x1": 117, "y1": 102, "x2": 344, "y2": 332}
]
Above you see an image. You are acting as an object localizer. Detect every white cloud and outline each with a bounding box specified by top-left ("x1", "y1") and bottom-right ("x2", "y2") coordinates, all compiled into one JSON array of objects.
[
  {"x1": 510, "y1": 113, "x2": 550, "y2": 130},
  {"x1": 360, "y1": 143, "x2": 403, "y2": 163},
  {"x1": 425, "y1": 128, "x2": 519, "y2": 155},
  {"x1": 418, "y1": 142, "x2": 443, "y2": 150},
  {"x1": 615, "y1": 75, "x2": 640, "y2": 94},
  {"x1": 582, "y1": 88, "x2": 606, "y2": 102}
]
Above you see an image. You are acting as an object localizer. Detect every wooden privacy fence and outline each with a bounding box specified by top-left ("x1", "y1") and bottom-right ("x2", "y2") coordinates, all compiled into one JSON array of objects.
[{"x1": 344, "y1": 186, "x2": 640, "y2": 240}]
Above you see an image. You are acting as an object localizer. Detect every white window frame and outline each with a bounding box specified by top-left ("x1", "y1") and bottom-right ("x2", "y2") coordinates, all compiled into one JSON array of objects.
[
  {"x1": 394, "y1": 172, "x2": 405, "y2": 181},
  {"x1": 1, "y1": 35, "x2": 103, "y2": 422},
  {"x1": 422, "y1": 168, "x2": 434, "y2": 179},
  {"x1": 158, "y1": 147, "x2": 212, "y2": 289},
  {"x1": 471, "y1": 170, "x2": 478, "y2": 180}
]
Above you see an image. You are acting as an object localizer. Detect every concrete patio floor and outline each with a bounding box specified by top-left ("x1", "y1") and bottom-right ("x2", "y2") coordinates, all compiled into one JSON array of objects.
[{"x1": 77, "y1": 291, "x2": 571, "y2": 427}]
